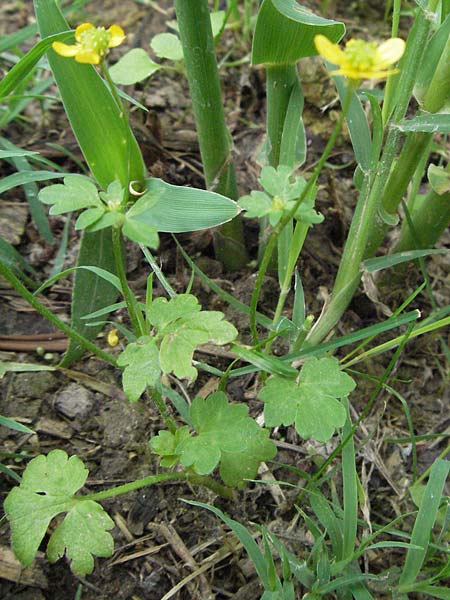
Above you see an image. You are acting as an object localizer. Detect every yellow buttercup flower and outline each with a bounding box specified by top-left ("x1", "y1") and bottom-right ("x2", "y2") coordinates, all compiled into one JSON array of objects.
[
  {"x1": 52, "y1": 23, "x2": 125, "y2": 65},
  {"x1": 314, "y1": 35, "x2": 405, "y2": 82}
]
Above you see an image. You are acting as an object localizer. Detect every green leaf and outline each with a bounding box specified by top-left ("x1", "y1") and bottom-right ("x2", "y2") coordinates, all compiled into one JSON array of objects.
[
  {"x1": 34, "y1": 0, "x2": 145, "y2": 189},
  {"x1": 239, "y1": 191, "x2": 273, "y2": 218},
  {"x1": 0, "y1": 31, "x2": 73, "y2": 99},
  {"x1": 39, "y1": 175, "x2": 101, "y2": 215},
  {"x1": 148, "y1": 294, "x2": 237, "y2": 380},
  {"x1": 210, "y1": 10, "x2": 226, "y2": 37},
  {"x1": 127, "y1": 177, "x2": 240, "y2": 232},
  {"x1": 110, "y1": 48, "x2": 161, "y2": 85},
  {"x1": 150, "y1": 33, "x2": 184, "y2": 61},
  {"x1": 0, "y1": 138, "x2": 53, "y2": 243},
  {"x1": 362, "y1": 249, "x2": 448, "y2": 273},
  {"x1": 332, "y1": 75, "x2": 371, "y2": 173},
  {"x1": 122, "y1": 217, "x2": 159, "y2": 248},
  {"x1": 4, "y1": 449, "x2": 114, "y2": 576},
  {"x1": 259, "y1": 357, "x2": 356, "y2": 442},
  {"x1": 176, "y1": 392, "x2": 264, "y2": 475},
  {"x1": 220, "y1": 428, "x2": 277, "y2": 488},
  {"x1": 428, "y1": 164, "x2": 450, "y2": 195},
  {"x1": 252, "y1": 0, "x2": 345, "y2": 65},
  {"x1": 0, "y1": 415, "x2": 35, "y2": 434},
  {"x1": 397, "y1": 114, "x2": 450, "y2": 133},
  {"x1": 46, "y1": 500, "x2": 114, "y2": 576},
  {"x1": 150, "y1": 426, "x2": 191, "y2": 467},
  {"x1": 117, "y1": 336, "x2": 161, "y2": 402},
  {"x1": 59, "y1": 229, "x2": 119, "y2": 367},
  {"x1": 398, "y1": 459, "x2": 450, "y2": 589},
  {"x1": 0, "y1": 170, "x2": 65, "y2": 195},
  {"x1": 75, "y1": 207, "x2": 105, "y2": 230},
  {"x1": 414, "y1": 13, "x2": 450, "y2": 106}
]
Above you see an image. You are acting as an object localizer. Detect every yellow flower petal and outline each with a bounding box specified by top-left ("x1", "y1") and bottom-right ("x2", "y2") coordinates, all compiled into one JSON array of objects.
[
  {"x1": 52, "y1": 41, "x2": 79, "y2": 57},
  {"x1": 75, "y1": 49, "x2": 101, "y2": 64},
  {"x1": 377, "y1": 38, "x2": 405, "y2": 68},
  {"x1": 107, "y1": 24, "x2": 126, "y2": 48},
  {"x1": 314, "y1": 34, "x2": 345, "y2": 66},
  {"x1": 75, "y1": 22, "x2": 94, "y2": 41}
]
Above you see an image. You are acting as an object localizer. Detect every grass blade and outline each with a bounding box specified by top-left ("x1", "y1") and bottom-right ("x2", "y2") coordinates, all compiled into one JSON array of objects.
[{"x1": 398, "y1": 459, "x2": 450, "y2": 591}]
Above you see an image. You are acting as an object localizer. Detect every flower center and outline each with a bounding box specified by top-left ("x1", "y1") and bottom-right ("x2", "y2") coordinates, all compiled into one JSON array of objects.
[
  {"x1": 344, "y1": 40, "x2": 379, "y2": 71},
  {"x1": 271, "y1": 196, "x2": 286, "y2": 211},
  {"x1": 79, "y1": 27, "x2": 111, "y2": 56}
]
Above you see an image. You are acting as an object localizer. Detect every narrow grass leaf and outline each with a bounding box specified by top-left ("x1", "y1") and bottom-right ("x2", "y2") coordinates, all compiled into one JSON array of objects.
[
  {"x1": 0, "y1": 138, "x2": 53, "y2": 243},
  {"x1": 0, "y1": 235, "x2": 37, "y2": 278},
  {"x1": 332, "y1": 74, "x2": 371, "y2": 172},
  {"x1": 398, "y1": 459, "x2": 450, "y2": 589},
  {"x1": 184, "y1": 500, "x2": 270, "y2": 589},
  {"x1": 34, "y1": 265, "x2": 122, "y2": 296},
  {"x1": 0, "y1": 170, "x2": 64, "y2": 194},
  {"x1": 0, "y1": 415, "x2": 35, "y2": 434},
  {"x1": 50, "y1": 217, "x2": 70, "y2": 277},
  {"x1": 0, "y1": 31, "x2": 73, "y2": 99},
  {"x1": 398, "y1": 114, "x2": 450, "y2": 133},
  {"x1": 34, "y1": 0, "x2": 145, "y2": 189},
  {"x1": 362, "y1": 249, "x2": 448, "y2": 272},
  {"x1": 232, "y1": 344, "x2": 298, "y2": 378},
  {"x1": 175, "y1": 238, "x2": 277, "y2": 331},
  {"x1": 409, "y1": 585, "x2": 450, "y2": 599},
  {"x1": 414, "y1": 13, "x2": 450, "y2": 104},
  {"x1": 341, "y1": 399, "x2": 358, "y2": 561},
  {"x1": 59, "y1": 229, "x2": 119, "y2": 367}
]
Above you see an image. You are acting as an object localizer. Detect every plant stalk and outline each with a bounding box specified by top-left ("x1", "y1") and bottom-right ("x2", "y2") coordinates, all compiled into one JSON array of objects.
[
  {"x1": 0, "y1": 260, "x2": 117, "y2": 366},
  {"x1": 174, "y1": 0, "x2": 248, "y2": 270},
  {"x1": 306, "y1": 0, "x2": 439, "y2": 346},
  {"x1": 250, "y1": 88, "x2": 352, "y2": 345},
  {"x1": 84, "y1": 469, "x2": 234, "y2": 501},
  {"x1": 112, "y1": 226, "x2": 146, "y2": 337}
]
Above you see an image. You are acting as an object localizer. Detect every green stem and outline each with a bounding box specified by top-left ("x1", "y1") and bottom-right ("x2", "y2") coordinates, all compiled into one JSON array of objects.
[
  {"x1": 150, "y1": 385, "x2": 177, "y2": 434},
  {"x1": 174, "y1": 0, "x2": 248, "y2": 270},
  {"x1": 100, "y1": 61, "x2": 132, "y2": 187},
  {"x1": 394, "y1": 189, "x2": 450, "y2": 251},
  {"x1": 249, "y1": 87, "x2": 353, "y2": 345},
  {"x1": 112, "y1": 226, "x2": 146, "y2": 337},
  {"x1": 363, "y1": 131, "x2": 432, "y2": 257},
  {"x1": 307, "y1": 0, "x2": 439, "y2": 346},
  {"x1": 264, "y1": 221, "x2": 309, "y2": 354},
  {"x1": 259, "y1": 64, "x2": 300, "y2": 266},
  {"x1": 382, "y1": 0, "x2": 402, "y2": 124},
  {"x1": 0, "y1": 261, "x2": 117, "y2": 366},
  {"x1": 84, "y1": 469, "x2": 234, "y2": 501}
]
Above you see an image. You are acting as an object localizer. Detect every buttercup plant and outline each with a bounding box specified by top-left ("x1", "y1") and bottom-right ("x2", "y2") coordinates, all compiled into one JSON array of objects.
[{"x1": 0, "y1": 0, "x2": 449, "y2": 595}]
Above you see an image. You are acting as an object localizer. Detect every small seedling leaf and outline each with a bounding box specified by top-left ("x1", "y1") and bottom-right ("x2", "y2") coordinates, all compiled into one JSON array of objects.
[
  {"x1": 4, "y1": 449, "x2": 114, "y2": 576},
  {"x1": 148, "y1": 295, "x2": 237, "y2": 381},
  {"x1": 176, "y1": 392, "x2": 267, "y2": 475},
  {"x1": 220, "y1": 428, "x2": 277, "y2": 488},
  {"x1": 110, "y1": 48, "x2": 161, "y2": 85},
  {"x1": 117, "y1": 336, "x2": 161, "y2": 402},
  {"x1": 39, "y1": 175, "x2": 101, "y2": 215},
  {"x1": 259, "y1": 357, "x2": 355, "y2": 441},
  {"x1": 151, "y1": 33, "x2": 184, "y2": 61}
]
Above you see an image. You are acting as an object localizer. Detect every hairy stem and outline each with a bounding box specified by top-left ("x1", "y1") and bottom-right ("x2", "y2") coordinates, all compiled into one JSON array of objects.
[{"x1": 84, "y1": 470, "x2": 234, "y2": 501}]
